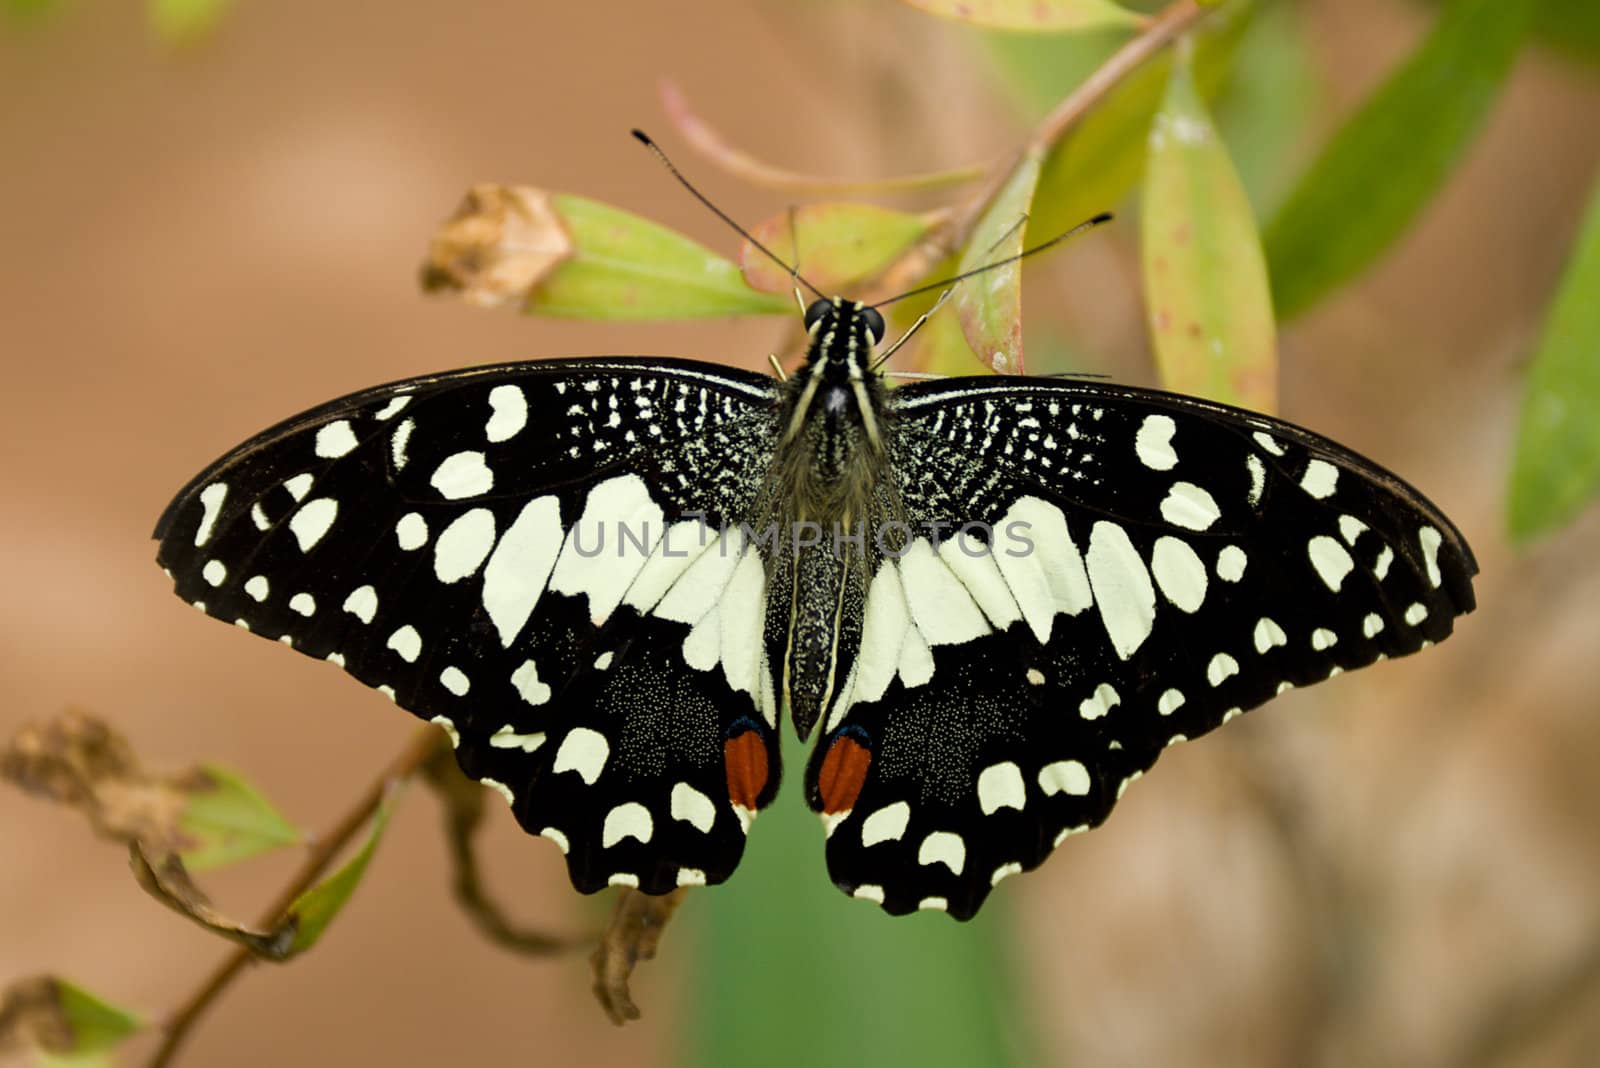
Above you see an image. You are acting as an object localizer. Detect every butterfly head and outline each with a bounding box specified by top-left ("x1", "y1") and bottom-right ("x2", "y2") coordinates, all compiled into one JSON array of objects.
[{"x1": 786, "y1": 298, "x2": 889, "y2": 451}]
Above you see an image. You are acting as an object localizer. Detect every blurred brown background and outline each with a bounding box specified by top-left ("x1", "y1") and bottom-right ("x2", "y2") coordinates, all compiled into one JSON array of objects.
[{"x1": 3, "y1": 0, "x2": 1599, "y2": 1065}]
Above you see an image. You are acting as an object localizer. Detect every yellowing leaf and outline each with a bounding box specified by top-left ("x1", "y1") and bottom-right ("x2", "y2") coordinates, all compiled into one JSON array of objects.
[
  {"x1": 1507, "y1": 173, "x2": 1600, "y2": 544},
  {"x1": 955, "y1": 151, "x2": 1043, "y2": 374},
  {"x1": 1141, "y1": 46, "x2": 1277, "y2": 412},
  {"x1": 148, "y1": 0, "x2": 234, "y2": 45},
  {"x1": 900, "y1": 0, "x2": 1139, "y2": 33},
  {"x1": 740, "y1": 204, "x2": 938, "y2": 296}
]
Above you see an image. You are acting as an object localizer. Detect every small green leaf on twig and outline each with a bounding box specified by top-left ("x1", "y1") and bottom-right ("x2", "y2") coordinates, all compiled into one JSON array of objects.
[
  {"x1": 1507, "y1": 173, "x2": 1600, "y2": 545},
  {"x1": 899, "y1": 0, "x2": 1140, "y2": 33},
  {"x1": 281, "y1": 785, "x2": 399, "y2": 956},
  {"x1": 0, "y1": 976, "x2": 145, "y2": 1063},
  {"x1": 740, "y1": 204, "x2": 942, "y2": 296},
  {"x1": 1263, "y1": 0, "x2": 1534, "y2": 320},
  {"x1": 1141, "y1": 41, "x2": 1277, "y2": 411},
  {"x1": 178, "y1": 764, "x2": 303, "y2": 871},
  {"x1": 423, "y1": 184, "x2": 789, "y2": 320},
  {"x1": 148, "y1": 0, "x2": 235, "y2": 46},
  {"x1": 955, "y1": 151, "x2": 1042, "y2": 374}
]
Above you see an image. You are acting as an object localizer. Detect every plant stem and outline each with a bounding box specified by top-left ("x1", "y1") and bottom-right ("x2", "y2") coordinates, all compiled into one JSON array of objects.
[{"x1": 142, "y1": 725, "x2": 445, "y2": 1068}]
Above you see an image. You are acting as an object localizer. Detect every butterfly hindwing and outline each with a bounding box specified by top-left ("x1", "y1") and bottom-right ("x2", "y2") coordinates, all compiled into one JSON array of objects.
[
  {"x1": 156, "y1": 358, "x2": 786, "y2": 893},
  {"x1": 807, "y1": 377, "x2": 1477, "y2": 918}
]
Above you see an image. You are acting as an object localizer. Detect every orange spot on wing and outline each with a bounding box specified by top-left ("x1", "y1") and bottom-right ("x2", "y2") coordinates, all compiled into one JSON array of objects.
[
  {"x1": 817, "y1": 735, "x2": 871, "y2": 815},
  {"x1": 724, "y1": 730, "x2": 769, "y2": 810}
]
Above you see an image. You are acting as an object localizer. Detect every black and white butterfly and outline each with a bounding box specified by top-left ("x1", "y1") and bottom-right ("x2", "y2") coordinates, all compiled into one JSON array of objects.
[{"x1": 155, "y1": 296, "x2": 1476, "y2": 920}]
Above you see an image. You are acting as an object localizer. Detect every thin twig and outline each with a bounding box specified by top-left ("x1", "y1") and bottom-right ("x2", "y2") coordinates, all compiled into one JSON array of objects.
[
  {"x1": 661, "y1": 81, "x2": 987, "y2": 196},
  {"x1": 858, "y1": 0, "x2": 1213, "y2": 308},
  {"x1": 143, "y1": 725, "x2": 446, "y2": 1068}
]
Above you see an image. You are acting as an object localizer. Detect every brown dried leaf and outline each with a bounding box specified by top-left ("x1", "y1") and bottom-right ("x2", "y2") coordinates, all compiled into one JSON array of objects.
[
  {"x1": 3, "y1": 710, "x2": 192, "y2": 855},
  {"x1": 420, "y1": 184, "x2": 573, "y2": 308},
  {"x1": 590, "y1": 888, "x2": 687, "y2": 1025},
  {"x1": 128, "y1": 843, "x2": 296, "y2": 959}
]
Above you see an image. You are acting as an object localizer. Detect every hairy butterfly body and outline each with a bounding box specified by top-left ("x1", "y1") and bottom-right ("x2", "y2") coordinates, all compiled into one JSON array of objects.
[{"x1": 156, "y1": 298, "x2": 1476, "y2": 919}]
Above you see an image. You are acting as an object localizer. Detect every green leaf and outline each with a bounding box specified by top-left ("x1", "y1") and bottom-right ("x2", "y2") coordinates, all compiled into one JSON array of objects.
[
  {"x1": 2, "y1": 0, "x2": 66, "y2": 23},
  {"x1": 1028, "y1": 0, "x2": 1257, "y2": 241},
  {"x1": 1530, "y1": 0, "x2": 1600, "y2": 63},
  {"x1": 1141, "y1": 44, "x2": 1277, "y2": 411},
  {"x1": 739, "y1": 203, "x2": 938, "y2": 295},
  {"x1": 955, "y1": 152, "x2": 1043, "y2": 373},
  {"x1": 1507, "y1": 171, "x2": 1600, "y2": 544},
  {"x1": 899, "y1": 0, "x2": 1139, "y2": 32},
  {"x1": 147, "y1": 0, "x2": 234, "y2": 45},
  {"x1": 534, "y1": 195, "x2": 789, "y2": 320},
  {"x1": 177, "y1": 764, "x2": 302, "y2": 871},
  {"x1": 1263, "y1": 0, "x2": 1534, "y2": 320},
  {"x1": 0, "y1": 978, "x2": 145, "y2": 1065},
  {"x1": 281, "y1": 789, "x2": 397, "y2": 956},
  {"x1": 683, "y1": 733, "x2": 1034, "y2": 1068}
]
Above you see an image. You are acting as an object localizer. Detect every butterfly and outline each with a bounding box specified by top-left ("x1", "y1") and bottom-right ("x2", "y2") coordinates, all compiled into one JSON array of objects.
[{"x1": 154, "y1": 289, "x2": 1477, "y2": 920}]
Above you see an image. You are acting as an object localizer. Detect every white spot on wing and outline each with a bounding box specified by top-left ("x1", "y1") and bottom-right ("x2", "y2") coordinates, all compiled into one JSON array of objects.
[
  {"x1": 1246, "y1": 454, "x2": 1266, "y2": 507},
  {"x1": 540, "y1": 827, "x2": 570, "y2": 854},
  {"x1": 1300, "y1": 459, "x2": 1339, "y2": 499},
  {"x1": 991, "y1": 862, "x2": 1023, "y2": 887},
  {"x1": 861, "y1": 801, "x2": 911, "y2": 846},
  {"x1": 244, "y1": 575, "x2": 269, "y2": 601},
  {"x1": 677, "y1": 868, "x2": 706, "y2": 887},
  {"x1": 602, "y1": 802, "x2": 653, "y2": 847},
  {"x1": 1038, "y1": 760, "x2": 1091, "y2": 796},
  {"x1": 994, "y1": 497, "x2": 1093, "y2": 646},
  {"x1": 1207, "y1": 652, "x2": 1239, "y2": 686},
  {"x1": 395, "y1": 512, "x2": 428, "y2": 551},
  {"x1": 1135, "y1": 414, "x2": 1178, "y2": 470},
  {"x1": 549, "y1": 475, "x2": 665, "y2": 625},
  {"x1": 283, "y1": 473, "x2": 314, "y2": 501},
  {"x1": 482, "y1": 495, "x2": 563, "y2": 647},
  {"x1": 489, "y1": 724, "x2": 544, "y2": 751},
  {"x1": 1363, "y1": 613, "x2": 1385, "y2": 638},
  {"x1": 480, "y1": 778, "x2": 515, "y2": 807},
  {"x1": 288, "y1": 498, "x2": 338, "y2": 551},
  {"x1": 1405, "y1": 602, "x2": 1429, "y2": 625},
  {"x1": 1150, "y1": 536, "x2": 1207, "y2": 613},
  {"x1": 390, "y1": 418, "x2": 414, "y2": 470},
  {"x1": 1308, "y1": 535, "x2": 1355, "y2": 592},
  {"x1": 288, "y1": 592, "x2": 316, "y2": 616},
  {"x1": 853, "y1": 885, "x2": 886, "y2": 904},
  {"x1": 434, "y1": 508, "x2": 497, "y2": 584},
  {"x1": 1311, "y1": 628, "x2": 1337, "y2": 651},
  {"x1": 918, "y1": 831, "x2": 966, "y2": 875},
  {"x1": 1158, "y1": 689, "x2": 1185, "y2": 715},
  {"x1": 510, "y1": 659, "x2": 551, "y2": 705},
  {"x1": 1253, "y1": 617, "x2": 1287, "y2": 653},
  {"x1": 343, "y1": 584, "x2": 377, "y2": 623},
  {"x1": 1253, "y1": 431, "x2": 1285, "y2": 455},
  {"x1": 671, "y1": 783, "x2": 717, "y2": 833},
  {"x1": 854, "y1": 563, "x2": 912, "y2": 707},
  {"x1": 553, "y1": 727, "x2": 608, "y2": 784},
  {"x1": 1086, "y1": 521, "x2": 1157, "y2": 660},
  {"x1": 1216, "y1": 545, "x2": 1247, "y2": 582},
  {"x1": 937, "y1": 536, "x2": 1021, "y2": 630},
  {"x1": 485, "y1": 384, "x2": 528, "y2": 442},
  {"x1": 1160, "y1": 481, "x2": 1221, "y2": 531},
  {"x1": 430, "y1": 451, "x2": 494, "y2": 499},
  {"x1": 1374, "y1": 545, "x2": 1394, "y2": 580},
  {"x1": 315, "y1": 420, "x2": 358, "y2": 459},
  {"x1": 429, "y1": 715, "x2": 459, "y2": 748},
  {"x1": 1078, "y1": 682, "x2": 1120, "y2": 720},
  {"x1": 439, "y1": 666, "x2": 470, "y2": 695},
  {"x1": 977, "y1": 762, "x2": 1026, "y2": 815},
  {"x1": 386, "y1": 625, "x2": 421, "y2": 663},
  {"x1": 1339, "y1": 515, "x2": 1368, "y2": 546},
  {"x1": 1419, "y1": 526, "x2": 1443, "y2": 588},
  {"x1": 374, "y1": 395, "x2": 411, "y2": 420},
  {"x1": 202, "y1": 559, "x2": 227, "y2": 587},
  {"x1": 899, "y1": 539, "x2": 989, "y2": 646},
  {"x1": 194, "y1": 483, "x2": 227, "y2": 547}
]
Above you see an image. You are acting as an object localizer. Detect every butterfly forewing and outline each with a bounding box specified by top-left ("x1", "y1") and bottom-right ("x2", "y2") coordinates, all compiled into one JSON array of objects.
[
  {"x1": 805, "y1": 378, "x2": 1476, "y2": 918},
  {"x1": 156, "y1": 358, "x2": 787, "y2": 893}
]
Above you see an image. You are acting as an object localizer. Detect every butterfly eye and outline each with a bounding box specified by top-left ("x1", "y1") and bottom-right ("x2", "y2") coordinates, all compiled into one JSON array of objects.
[
  {"x1": 860, "y1": 306, "x2": 886, "y2": 345},
  {"x1": 803, "y1": 299, "x2": 835, "y2": 332}
]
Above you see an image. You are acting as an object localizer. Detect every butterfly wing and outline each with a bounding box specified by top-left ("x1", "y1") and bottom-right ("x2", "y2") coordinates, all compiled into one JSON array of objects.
[
  {"x1": 156, "y1": 357, "x2": 786, "y2": 894},
  {"x1": 808, "y1": 378, "x2": 1477, "y2": 918}
]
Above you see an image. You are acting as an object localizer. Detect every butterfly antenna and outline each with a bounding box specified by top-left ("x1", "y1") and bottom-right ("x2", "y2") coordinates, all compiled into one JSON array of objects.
[
  {"x1": 870, "y1": 211, "x2": 1114, "y2": 311},
  {"x1": 632, "y1": 130, "x2": 827, "y2": 302}
]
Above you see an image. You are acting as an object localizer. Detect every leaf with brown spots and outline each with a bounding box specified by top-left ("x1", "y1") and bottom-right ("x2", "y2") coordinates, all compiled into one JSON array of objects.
[
  {"x1": 1140, "y1": 43, "x2": 1277, "y2": 412},
  {"x1": 955, "y1": 149, "x2": 1042, "y2": 374}
]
